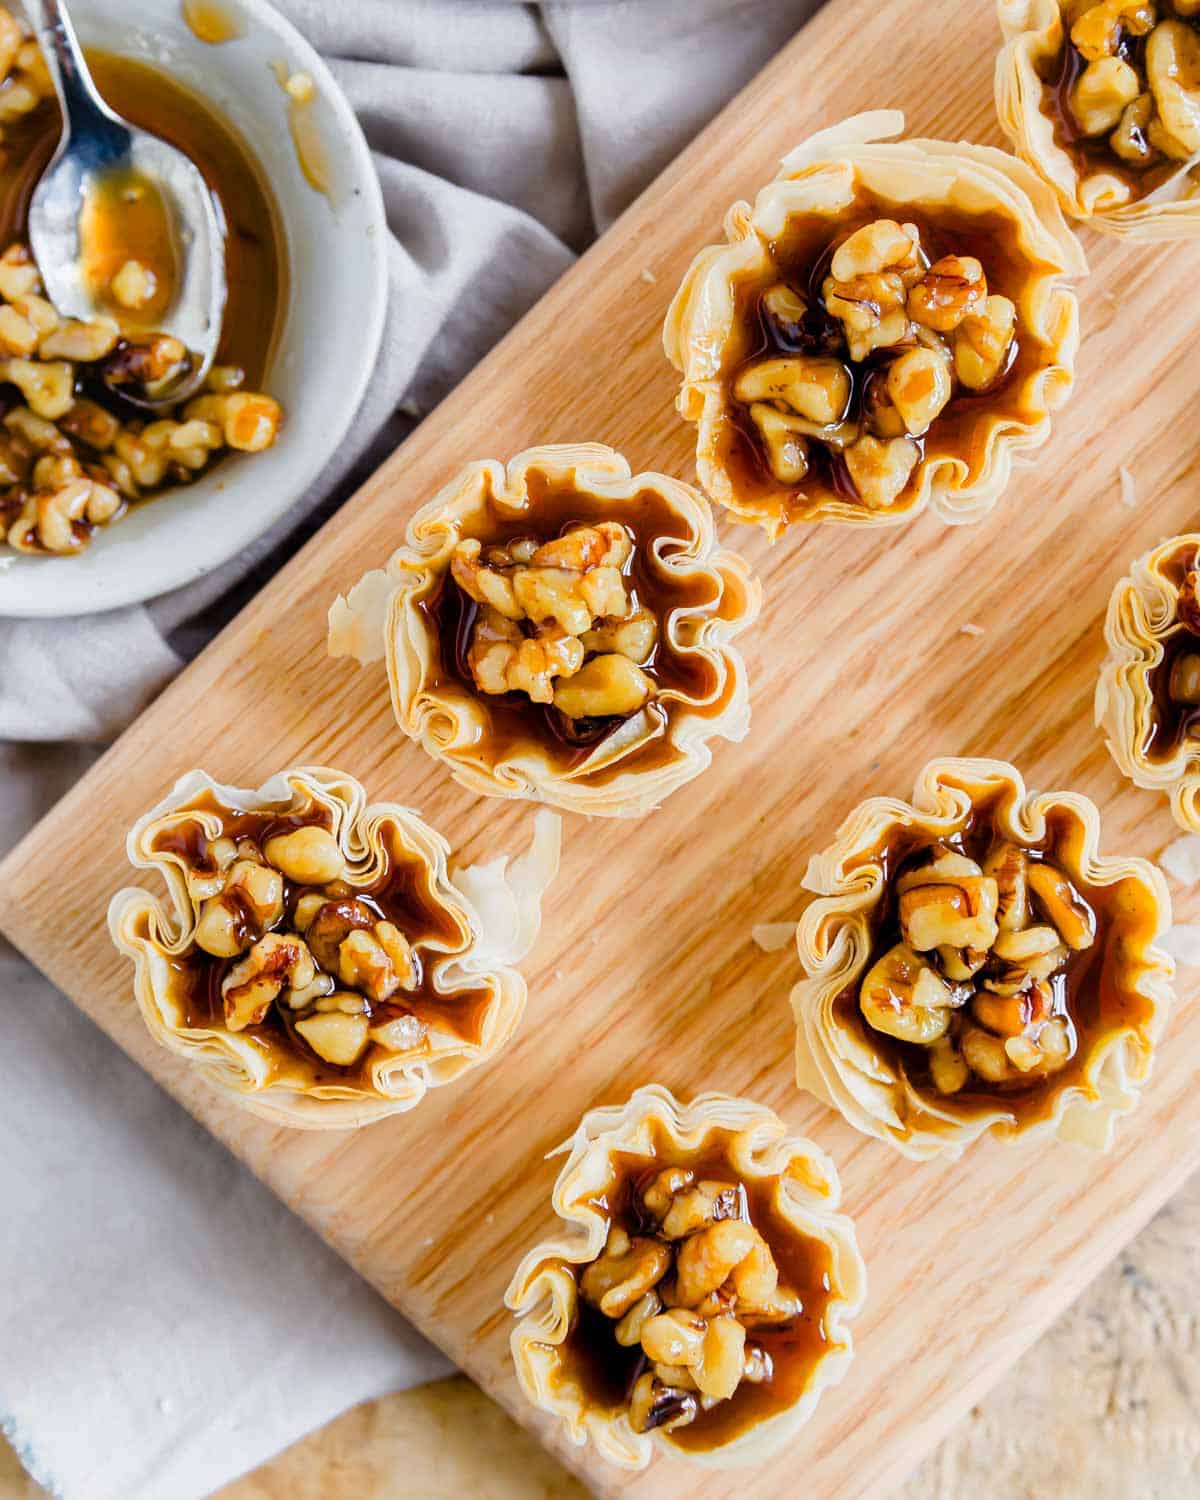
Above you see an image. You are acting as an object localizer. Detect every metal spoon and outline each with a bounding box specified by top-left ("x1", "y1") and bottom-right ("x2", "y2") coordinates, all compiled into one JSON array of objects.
[{"x1": 24, "y1": 0, "x2": 227, "y2": 407}]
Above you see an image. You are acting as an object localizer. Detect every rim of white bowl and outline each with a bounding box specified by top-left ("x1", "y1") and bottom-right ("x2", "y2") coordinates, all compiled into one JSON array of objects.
[{"x1": 0, "y1": 0, "x2": 388, "y2": 618}]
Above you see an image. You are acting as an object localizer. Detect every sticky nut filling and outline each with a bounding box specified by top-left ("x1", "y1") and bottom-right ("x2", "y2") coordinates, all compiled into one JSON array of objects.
[
  {"x1": 0, "y1": 4, "x2": 51, "y2": 135},
  {"x1": 1047, "y1": 0, "x2": 1200, "y2": 186},
  {"x1": 732, "y1": 218, "x2": 1018, "y2": 509},
  {"x1": 450, "y1": 521, "x2": 660, "y2": 721},
  {"x1": 183, "y1": 823, "x2": 430, "y2": 1069},
  {"x1": 859, "y1": 839, "x2": 1097, "y2": 1092},
  {"x1": 0, "y1": 238, "x2": 282, "y2": 555},
  {"x1": 576, "y1": 1168, "x2": 799, "y2": 1436},
  {"x1": 1146, "y1": 552, "x2": 1200, "y2": 757}
]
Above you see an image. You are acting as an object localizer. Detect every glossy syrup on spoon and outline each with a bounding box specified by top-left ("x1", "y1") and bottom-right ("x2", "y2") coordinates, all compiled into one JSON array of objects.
[{"x1": 24, "y1": 0, "x2": 227, "y2": 407}]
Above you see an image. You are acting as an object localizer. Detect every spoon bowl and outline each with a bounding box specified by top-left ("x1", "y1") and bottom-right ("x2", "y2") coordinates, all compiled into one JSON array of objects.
[{"x1": 25, "y1": 0, "x2": 227, "y2": 407}]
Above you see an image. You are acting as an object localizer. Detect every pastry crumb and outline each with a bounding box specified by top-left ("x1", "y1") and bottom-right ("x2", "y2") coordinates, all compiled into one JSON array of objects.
[
  {"x1": 399, "y1": 396, "x2": 421, "y2": 418},
  {"x1": 1118, "y1": 466, "x2": 1136, "y2": 509},
  {"x1": 752, "y1": 921, "x2": 796, "y2": 953},
  {"x1": 1161, "y1": 922, "x2": 1200, "y2": 968},
  {"x1": 640, "y1": 268, "x2": 657, "y2": 284},
  {"x1": 1160, "y1": 833, "x2": 1200, "y2": 886},
  {"x1": 960, "y1": 622, "x2": 984, "y2": 637}
]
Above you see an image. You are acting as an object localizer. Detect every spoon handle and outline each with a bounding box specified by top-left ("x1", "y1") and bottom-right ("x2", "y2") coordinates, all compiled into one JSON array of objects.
[{"x1": 24, "y1": 0, "x2": 125, "y2": 143}]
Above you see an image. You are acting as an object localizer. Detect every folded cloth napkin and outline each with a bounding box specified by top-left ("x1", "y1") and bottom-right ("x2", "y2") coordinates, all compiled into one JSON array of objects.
[{"x1": 0, "y1": 3, "x2": 822, "y2": 1496}]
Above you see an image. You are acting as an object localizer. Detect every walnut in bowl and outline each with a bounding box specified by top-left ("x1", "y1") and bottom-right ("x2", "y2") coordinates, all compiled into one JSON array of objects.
[
  {"x1": 108, "y1": 766, "x2": 560, "y2": 1128},
  {"x1": 0, "y1": 5, "x2": 284, "y2": 559},
  {"x1": 791, "y1": 758, "x2": 1172, "y2": 1159},
  {"x1": 663, "y1": 110, "x2": 1086, "y2": 536},
  {"x1": 505, "y1": 1086, "x2": 864, "y2": 1470},
  {"x1": 1096, "y1": 533, "x2": 1200, "y2": 827},
  {"x1": 327, "y1": 443, "x2": 760, "y2": 819},
  {"x1": 996, "y1": 0, "x2": 1200, "y2": 237}
]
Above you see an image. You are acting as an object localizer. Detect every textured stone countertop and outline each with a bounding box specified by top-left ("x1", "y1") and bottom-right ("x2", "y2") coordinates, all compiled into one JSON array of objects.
[{"x1": 4, "y1": 1171, "x2": 1198, "y2": 1500}]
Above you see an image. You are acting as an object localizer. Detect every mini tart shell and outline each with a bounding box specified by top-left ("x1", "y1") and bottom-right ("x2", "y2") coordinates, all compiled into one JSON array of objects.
[
  {"x1": 1096, "y1": 532, "x2": 1200, "y2": 828},
  {"x1": 662, "y1": 109, "x2": 1086, "y2": 536},
  {"x1": 791, "y1": 757, "x2": 1172, "y2": 1160},
  {"x1": 504, "y1": 1084, "x2": 865, "y2": 1471},
  {"x1": 996, "y1": 0, "x2": 1200, "y2": 238},
  {"x1": 327, "y1": 443, "x2": 760, "y2": 819},
  {"x1": 107, "y1": 766, "x2": 560, "y2": 1129}
]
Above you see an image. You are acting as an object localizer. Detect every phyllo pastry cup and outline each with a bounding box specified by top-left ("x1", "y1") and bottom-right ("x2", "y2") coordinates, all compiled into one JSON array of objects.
[
  {"x1": 505, "y1": 1085, "x2": 865, "y2": 1470},
  {"x1": 791, "y1": 758, "x2": 1172, "y2": 1160},
  {"x1": 996, "y1": 0, "x2": 1200, "y2": 238},
  {"x1": 327, "y1": 443, "x2": 759, "y2": 818},
  {"x1": 1096, "y1": 532, "x2": 1200, "y2": 827},
  {"x1": 663, "y1": 110, "x2": 1085, "y2": 536},
  {"x1": 108, "y1": 765, "x2": 560, "y2": 1129}
]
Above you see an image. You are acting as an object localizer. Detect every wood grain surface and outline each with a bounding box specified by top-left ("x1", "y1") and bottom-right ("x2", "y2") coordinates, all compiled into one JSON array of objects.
[{"x1": 2, "y1": 0, "x2": 1199, "y2": 1496}]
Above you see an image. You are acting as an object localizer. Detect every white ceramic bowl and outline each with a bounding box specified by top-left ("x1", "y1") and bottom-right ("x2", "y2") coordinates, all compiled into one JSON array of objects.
[{"x1": 0, "y1": 0, "x2": 387, "y2": 618}]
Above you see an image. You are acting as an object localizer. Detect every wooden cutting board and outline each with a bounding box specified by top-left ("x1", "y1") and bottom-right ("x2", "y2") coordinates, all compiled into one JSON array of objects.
[{"x1": 3, "y1": 0, "x2": 1199, "y2": 1494}]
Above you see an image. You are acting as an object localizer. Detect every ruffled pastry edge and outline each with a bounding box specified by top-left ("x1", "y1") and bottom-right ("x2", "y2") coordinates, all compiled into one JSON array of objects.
[
  {"x1": 328, "y1": 443, "x2": 761, "y2": 818},
  {"x1": 790, "y1": 756, "x2": 1173, "y2": 1161},
  {"x1": 662, "y1": 109, "x2": 1086, "y2": 536},
  {"x1": 995, "y1": 0, "x2": 1200, "y2": 238},
  {"x1": 108, "y1": 765, "x2": 560, "y2": 1129},
  {"x1": 503, "y1": 1084, "x2": 866, "y2": 1470},
  {"x1": 1096, "y1": 532, "x2": 1200, "y2": 830}
]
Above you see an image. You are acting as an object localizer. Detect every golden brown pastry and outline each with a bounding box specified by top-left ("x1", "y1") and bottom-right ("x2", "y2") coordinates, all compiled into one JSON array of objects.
[
  {"x1": 327, "y1": 443, "x2": 760, "y2": 818},
  {"x1": 663, "y1": 110, "x2": 1086, "y2": 536},
  {"x1": 1096, "y1": 532, "x2": 1200, "y2": 827},
  {"x1": 996, "y1": 0, "x2": 1200, "y2": 237},
  {"x1": 791, "y1": 757, "x2": 1172, "y2": 1158},
  {"x1": 108, "y1": 765, "x2": 560, "y2": 1128},
  {"x1": 505, "y1": 1085, "x2": 864, "y2": 1469}
]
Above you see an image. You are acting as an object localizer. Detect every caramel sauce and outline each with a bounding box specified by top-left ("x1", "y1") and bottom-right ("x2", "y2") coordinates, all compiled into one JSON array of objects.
[
  {"x1": 182, "y1": 0, "x2": 246, "y2": 45},
  {"x1": 556, "y1": 1124, "x2": 836, "y2": 1455},
  {"x1": 0, "y1": 51, "x2": 285, "y2": 385},
  {"x1": 721, "y1": 192, "x2": 1053, "y2": 523},
  {"x1": 270, "y1": 60, "x2": 332, "y2": 199},
  {"x1": 152, "y1": 791, "x2": 490, "y2": 1091},
  {"x1": 418, "y1": 474, "x2": 727, "y2": 779},
  {"x1": 844, "y1": 789, "x2": 1160, "y2": 1127},
  {"x1": 79, "y1": 167, "x2": 179, "y2": 329},
  {"x1": 1144, "y1": 541, "x2": 1200, "y2": 762},
  {"x1": 1038, "y1": 19, "x2": 1196, "y2": 204}
]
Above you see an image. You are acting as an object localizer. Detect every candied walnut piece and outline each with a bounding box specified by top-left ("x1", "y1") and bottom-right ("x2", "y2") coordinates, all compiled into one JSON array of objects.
[
  {"x1": 263, "y1": 826, "x2": 345, "y2": 885},
  {"x1": 505, "y1": 1087, "x2": 865, "y2": 1468},
  {"x1": 860, "y1": 942, "x2": 964, "y2": 1044},
  {"x1": 954, "y1": 296, "x2": 1017, "y2": 391},
  {"x1": 907, "y1": 255, "x2": 988, "y2": 332},
  {"x1": 222, "y1": 931, "x2": 316, "y2": 1031},
  {"x1": 580, "y1": 1228, "x2": 672, "y2": 1318},
  {"x1": 294, "y1": 1010, "x2": 370, "y2": 1066},
  {"x1": 842, "y1": 434, "x2": 920, "y2": 510},
  {"x1": 1145, "y1": 18, "x2": 1200, "y2": 157},
  {"x1": 552, "y1": 654, "x2": 653, "y2": 719},
  {"x1": 885, "y1": 345, "x2": 953, "y2": 436},
  {"x1": 794, "y1": 757, "x2": 1172, "y2": 1158},
  {"x1": 733, "y1": 357, "x2": 852, "y2": 426},
  {"x1": 111, "y1": 258, "x2": 157, "y2": 311}
]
